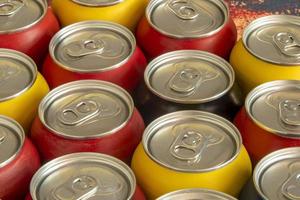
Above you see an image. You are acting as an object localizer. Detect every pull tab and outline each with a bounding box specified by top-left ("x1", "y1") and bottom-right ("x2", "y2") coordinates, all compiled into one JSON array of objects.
[
  {"x1": 167, "y1": 0, "x2": 199, "y2": 20},
  {"x1": 0, "y1": 65, "x2": 22, "y2": 83},
  {"x1": 170, "y1": 128, "x2": 223, "y2": 164},
  {"x1": 273, "y1": 32, "x2": 300, "y2": 57},
  {"x1": 65, "y1": 39, "x2": 105, "y2": 58},
  {"x1": 279, "y1": 100, "x2": 300, "y2": 127},
  {"x1": 0, "y1": 129, "x2": 6, "y2": 144},
  {"x1": 281, "y1": 171, "x2": 300, "y2": 200},
  {"x1": 0, "y1": 0, "x2": 24, "y2": 16}
]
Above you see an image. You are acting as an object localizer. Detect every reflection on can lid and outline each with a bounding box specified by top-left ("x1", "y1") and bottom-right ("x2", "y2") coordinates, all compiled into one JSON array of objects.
[
  {"x1": 143, "y1": 110, "x2": 241, "y2": 172},
  {"x1": 254, "y1": 147, "x2": 300, "y2": 200},
  {"x1": 50, "y1": 21, "x2": 134, "y2": 73},
  {"x1": 0, "y1": 49, "x2": 37, "y2": 102},
  {"x1": 243, "y1": 15, "x2": 300, "y2": 65},
  {"x1": 246, "y1": 80, "x2": 300, "y2": 138},
  {"x1": 156, "y1": 188, "x2": 237, "y2": 200},
  {"x1": 30, "y1": 153, "x2": 136, "y2": 200},
  {"x1": 39, "y1": 80, "x2": 133, "y2": 139},
  {"x1": 147, "y1": 0, "x2": 228, "y2": 38},
  {"x1": 0, "y1": 115, "x2": 24, "y2": 168},
  {"x1": 145, "y1": 50, "x2": 234, "y2": 104},
  {"x1": 71, "y1": 0, "x2": 123, "y2": 6},
  {"x1": 0, "y1": 0, "x2": 46, "y2": 33}
]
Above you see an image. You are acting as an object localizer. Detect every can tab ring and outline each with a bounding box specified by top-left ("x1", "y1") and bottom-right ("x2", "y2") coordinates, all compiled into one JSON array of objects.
[
  {"x1": 167, "y1": 0, "x2": 199, "y2": 20},
  {"x1": 65, "y1": 39, "x2": 106, "y2": 58},
  {"x1": 0, "y1": 0, "x2": 24, "y2": 16},
  {"x1": 279, "y1": 100, "x2": 300, "y2": 127},
  {"x1": 0, "y1": 129, "x2": 6, "y2": 144},
  {"x1": 273, "y1": 32, "x2": 300, "y2": 58},
  {"x1": 281, "y1": 161, "x2": 300, "y2": 200},
  {"x1": 0, "y1": 65, "x2": 22, "y2": 84}
]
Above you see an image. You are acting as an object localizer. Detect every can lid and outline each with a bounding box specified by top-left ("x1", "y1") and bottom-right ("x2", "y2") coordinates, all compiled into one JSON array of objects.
[
  {"x1": 254, "y1": 147, "x2": 300, "y2": 200},
  {"x1": 147, "y1": 0, "x2": 228, "y2": 38},
  {"x1": 71, "y1": 0, "x2": 123, "y2": 6},
  {"x1": 156, "y1": 188, "x2": 237, "y2": 200},
  {"x1": 246, "y1": 80, "x2": 300, "y2": 138},
  {"x1": 50, "y1": 21, "x2": 135, "y2": 73},
  {"x1": 143, "y1": 110, "x2": 241, "y2": 172},
  {"x1": 0, "y1": 48, "x2": 37, "y2": 102},
  {"x1": 30, "y1": 153, "x2": 136, "y2": 200},
  {"x1": 243, "y1": 15, "x2": 300, "y2": 65},
  {"x1": 0, "y1": 0, "x2": 46, "y2": 33},
  {"x1": 39, "y1": 80, "x2": 133, "y2": 139},
  {"x1": 0, "y1": 115, "x2": 25, "y2": 168},
  {"x1": 145, "y1": 50, "x2": 234, "y2": 104}
]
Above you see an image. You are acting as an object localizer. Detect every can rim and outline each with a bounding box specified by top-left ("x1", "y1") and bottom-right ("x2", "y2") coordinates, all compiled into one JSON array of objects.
[
  {"x1": 245, "y1": 80, "x2": 300, "y2": 139},
  {"x1": 71, "y1": 0, "x2": 123, "y2": 6},
  {"x1": 0, "y1": 115, "x2": 25, "y2": 168},
  {"x1": 30, "y1": 152, "x2": 136, "y2": 200},
  {"x1": 0, "y1": 48, "x2": 37, "y2": 102},
  {"x1": 38, "y1": 80, "x2": 134, "y2": 139},
  {"x1": 242, "y1": 15, "x2": 300, "y2": 66},
  {"x1": 142, "y1": 110, "x2": 242, "y2": 173},
  {"x1": 144, "y1": 50, "x2": 235, "y2": 104},
  {"x1": 253, "y1": 147, "x2": 300, "y2": 200},
  {"x1": 146, "y1": 0, "x2": 229, "y2": 39},
  {"x1": 0, "y1": 0, "x2": 47, "y2": 34},
  {"x1": 49, "y1": 20, "x2": 136, "y2": 73}
]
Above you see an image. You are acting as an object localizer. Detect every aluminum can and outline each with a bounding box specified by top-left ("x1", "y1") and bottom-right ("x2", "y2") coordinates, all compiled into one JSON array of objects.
[
  {"x1": 239, "y1": 147, "x2": 300, "y2": 200},
  {"x1": 136, "y1": 0, "x2": 237, "y2": 60},
  {"x1": 131, "y1": 111, "x2": 252, "y2": 199},
  {"x1": 31, "y1": 80, "x2": 145, "y2": 163},
  {"x1": 51, "y1": 0, "x2": 148, "y2": 31},
  {"x1": 230, "y1": 15, "x2": 300, "y2": 95},
  {"x1": 234, "y1": 80, "x2": 300, "y2": 165},
  {"x1": 43, "y1": 21, "x2": 147, "y2": 93},
  {"x1": 0, "y1": 116, "x2": 40, "y2": 200},
  {"x1": 27, "y1": 153, "x2": 146, "y2": 200},
  {"x1": 134, "y1": 50, "x2": 242, "y2": 125},
  {"x1": 0, "y1": 0, "x2": 59, "y2": 66},
  {"x1": 0, "y1": 49, "x2": 49, "y2": 133},
  {"x1": 157, "y1": 188, "x2": 237, "y2": 200}
]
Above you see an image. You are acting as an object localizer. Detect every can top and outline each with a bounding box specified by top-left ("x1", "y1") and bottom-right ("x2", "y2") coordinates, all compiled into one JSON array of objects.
[
  {"x1": 39, "y1": 80, "x2": 133, "y2": 139},
  {"x1": 254, "y1": 147, "x2": 300, "y2": 200},
  {"x1": 71, "y1": 0, "x2": 123, "y2": 6},
  {"x1": 0, "y1": 115, "x2": 24, "y2": 168},
  {"x1": 246, "y1": 80, "x2": 300, "y2": 138},
  {"x1": 0, "y1": 0, "x2": 47, "y2": 33},
  {"x1": 145, "y1": 50, "x2": 234, "y2": 104},
  {"x1": 243, "y1": 15, "x2": 300, "y2": 65},
  {"x1": 156, "y1": 188, "x2": 237, "y2": 200},
  {"x1": 30, "y1": 153, "x2": 136, "y2": 200},
  {"x1": 50, "y1": 21, "x2": 135, "y2": 73},
  {"x1": 143, "y1": 110, "x2": 241, "y2": 172},
  {"x1": 0, "y1": 48, "x2": 37, "y2": 102},
  {"x1": 147, "y1": 0, "x2": 228, "y2": 38}
]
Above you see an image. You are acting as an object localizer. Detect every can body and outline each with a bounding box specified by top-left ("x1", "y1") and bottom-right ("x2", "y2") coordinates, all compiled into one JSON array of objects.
[
  {"x1": 51, "y1": 0, "x2": 148, "y2": 31},
  {"x1": 0, "y1": 8, "x2": 59, "y2": 66},
  {"x1": 0, "y1": 138, "x2": 40, "y2": 200}
]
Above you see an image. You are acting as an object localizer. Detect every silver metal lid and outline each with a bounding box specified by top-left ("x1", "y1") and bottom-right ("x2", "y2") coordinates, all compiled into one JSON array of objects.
[
  {"x1": 0, "y1": 0, "x2": 47, "y2": 33},
  {"x1": 0, "y1": 115, "x2": 25, "y2": 168},
  {"x1": 156, "y1": 188, "x2": 237, "y2": 200},
  {"x1": 39, "y1": 80, "x2": 133, "y2": 139},
  {"x1": 30, "y1": 153, "x2": 136, "y2": 200},
  {"x1": 50, "y1": 21, "x2": 135, "y2": 73},
  {"x1": 243, "y1": 15, "x2": 300, "y2": 65},
  {"x1": 147, "y1": 0, "x2": 228, "y2": 38},
  {"x1": 0, "y1": 48, "x2": 37, "y2": 102},
  {"x1": 145, "y1": 50, "x2": 235, "y2": 104},
  {"x1": 254, "y1": 147, "x2": 300, "y2": 200},
  {"x1": 71, "y1": 0, "x2": 123, "y2": 6},
  {"x1": 143, "y1": 110, "x2": 241, "y2": 172},
  {"x1": 246, "y1": 80, "x2": 300, "y2": 138}
]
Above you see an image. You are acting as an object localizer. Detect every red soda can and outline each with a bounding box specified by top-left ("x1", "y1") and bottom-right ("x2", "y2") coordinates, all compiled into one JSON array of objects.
[
  {"x1": 234, "y1": 80, "x2": 300, "y2": 165},
  {"x1": 27, "y1": 153, "x2": 146, "y2": 200},
  {"x1": 31, "y1": 80, "x2": 145, "y2": 163},
  {"x1": 0, "y1": 0, "x2": 59, "y2": 66},
  {"x1": 43, "y1": 21, "x2": 147, "y2": 93},
  {"x1": 0, "y1": 116, "x2": 40, "y2": 200},
  {"x1": 136, "y1": 0, "x2": 237, "y2": 60}
]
